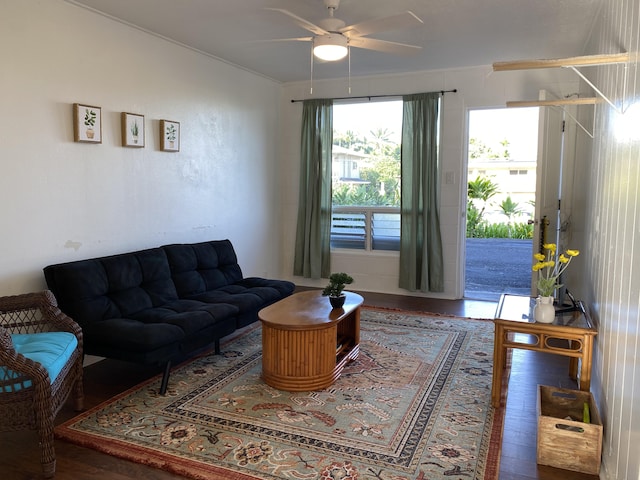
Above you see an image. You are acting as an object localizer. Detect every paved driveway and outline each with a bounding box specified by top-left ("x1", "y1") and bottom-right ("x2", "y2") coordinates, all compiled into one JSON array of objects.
[{"x1": 464, "y1": 238, "x2": 533, "y2": 301}]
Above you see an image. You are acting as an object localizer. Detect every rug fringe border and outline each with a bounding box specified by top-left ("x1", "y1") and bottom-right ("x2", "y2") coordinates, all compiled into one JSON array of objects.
[{"x1": 55, "y1": 426, "x2": 260, "y2": 480}]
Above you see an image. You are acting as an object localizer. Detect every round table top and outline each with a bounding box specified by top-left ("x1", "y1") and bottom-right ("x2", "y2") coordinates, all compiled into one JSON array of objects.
[{"x1": 258, "y1": 290, "x2": 363, "y2": 329}]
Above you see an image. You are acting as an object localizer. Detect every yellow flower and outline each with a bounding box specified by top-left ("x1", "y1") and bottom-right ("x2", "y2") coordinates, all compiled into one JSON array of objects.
[{"x1": 531, "y1": 245, "x2": 580, "y2": 297}]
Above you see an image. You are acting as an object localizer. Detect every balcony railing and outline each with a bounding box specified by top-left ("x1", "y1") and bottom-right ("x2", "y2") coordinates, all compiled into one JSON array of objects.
[{"x1": 331, "y1": 206, "x2": 400, "y2": 251}]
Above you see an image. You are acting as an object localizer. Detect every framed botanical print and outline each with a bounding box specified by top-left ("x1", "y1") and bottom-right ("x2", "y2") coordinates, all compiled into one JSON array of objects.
[
  {"x1": 121, "y1": 112, "x2": 145, "y2": 148},
  {"x1": 73, "y1": 103, "x2": 102, "y2": 143},
  {"x1": 160, "y1": 119, "x2": 180, "y2": 152}
]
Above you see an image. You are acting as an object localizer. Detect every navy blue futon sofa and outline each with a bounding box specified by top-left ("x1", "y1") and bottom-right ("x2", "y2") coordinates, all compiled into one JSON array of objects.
[{"x1": 43, "y1": 239, "x2": 295, "y2": 393}]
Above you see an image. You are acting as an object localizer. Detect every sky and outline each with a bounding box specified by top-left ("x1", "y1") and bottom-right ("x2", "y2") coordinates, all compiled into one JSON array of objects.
[
  {"x1": 468, "y1": 107, "x2": 539, "y2": 162},
  {"x1": 333, "y1": 100, "x2": 403, "y2": 143},
  {"x1": 333, "y1": 101, "x2": 539, "y2": 162}
]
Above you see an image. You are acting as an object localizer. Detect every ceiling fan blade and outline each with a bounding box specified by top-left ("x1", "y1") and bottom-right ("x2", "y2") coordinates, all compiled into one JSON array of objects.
[
  {"x1": 349, "y1": 37, "x2": 422, "y2": 55},
  {"x1": 265, "y1": 8, "x2": 329, "y2": 36},
  {"x1": 260, "y1": 37, "x2": 313, "y2": 43},
  {"x1": 340, "y1": 11, "x2": 423, "y2": 38}
]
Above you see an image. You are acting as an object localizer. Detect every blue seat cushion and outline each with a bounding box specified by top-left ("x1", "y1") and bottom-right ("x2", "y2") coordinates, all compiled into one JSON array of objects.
[{"x1": 1, "y1": 332, "x2": 78, "y2": 392}]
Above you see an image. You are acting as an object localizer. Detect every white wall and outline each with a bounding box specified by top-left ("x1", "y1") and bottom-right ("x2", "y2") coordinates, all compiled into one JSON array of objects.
[
  {"x1": 279, "y1": 67, "x2": 579, "y2": 298},
  {"x1": 0, "y1": 0, "x2": 283, "y2": 295},
  {"x1": 581, "y1": 0, "x2": 640, "y2": 478}
]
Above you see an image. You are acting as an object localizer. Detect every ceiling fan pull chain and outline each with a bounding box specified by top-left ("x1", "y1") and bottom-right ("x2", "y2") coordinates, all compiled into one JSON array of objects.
[
  {"x1": 348, "y1": 45, "x2": 351, "y2": 94},
  {"x1": 310, "y1": 44, "x2": 314, "y2": 94}
]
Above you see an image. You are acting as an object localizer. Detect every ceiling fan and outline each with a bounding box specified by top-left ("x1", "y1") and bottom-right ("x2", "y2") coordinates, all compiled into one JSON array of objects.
[{"x1": 266, "y1": 0, "x2": 424, "y2": 62}]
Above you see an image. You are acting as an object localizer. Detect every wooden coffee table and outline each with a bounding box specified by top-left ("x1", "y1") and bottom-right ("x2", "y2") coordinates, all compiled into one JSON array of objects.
[
  {"x1": 491, "y1": 294, "x2": 597, "y2": 407},
  {"x1": 258, "y1": 290, "x2": 363, "y2": 391}
]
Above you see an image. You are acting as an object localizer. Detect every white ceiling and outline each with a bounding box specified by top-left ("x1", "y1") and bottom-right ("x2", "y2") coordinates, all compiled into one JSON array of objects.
[{"x1": 67, "y1": 0, "x2": 604, "y2": 83}]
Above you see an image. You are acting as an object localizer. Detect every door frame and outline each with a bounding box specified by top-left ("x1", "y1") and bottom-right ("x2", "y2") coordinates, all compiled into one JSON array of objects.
[{"x1": 532, "y1": 93, "x2": 578, "y2": 296}]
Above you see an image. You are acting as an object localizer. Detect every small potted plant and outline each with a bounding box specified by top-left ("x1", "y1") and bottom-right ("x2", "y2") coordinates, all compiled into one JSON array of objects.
[
  {"x1": 166, "y1": 123, "x2": 177, "y2": 148},
  {"x1": 322, "y1": 272, "x2": 354, "y2": 309},
  {"x1": 130, "y1": 120, "x2": 139, "y2": 144},
  {"x1": 84, "y1": 109, "x2": 96, "y2": 139}
]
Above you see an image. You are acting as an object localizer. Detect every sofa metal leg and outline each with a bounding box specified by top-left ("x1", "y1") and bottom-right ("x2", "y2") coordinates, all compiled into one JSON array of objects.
[
  {"x1": 159, "y1": 361, "x2": 172, "y2": 395},
  {"x1": 214, "y1": 339, "x2": 221, "y2": 355}
]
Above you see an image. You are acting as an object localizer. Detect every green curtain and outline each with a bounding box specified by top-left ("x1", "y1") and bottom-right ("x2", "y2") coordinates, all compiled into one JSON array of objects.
[
  {"x1": 399, "y1": 92, "x2": 444, "y2": 292},
  {"x1": 293, "y1": 99, "x2": 333, "y2": 279}
]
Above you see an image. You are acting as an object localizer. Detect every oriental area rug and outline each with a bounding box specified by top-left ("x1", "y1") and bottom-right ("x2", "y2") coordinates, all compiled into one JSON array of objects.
[{"x1": 56, "y1": 308, "x2": 505, "y2": 480}]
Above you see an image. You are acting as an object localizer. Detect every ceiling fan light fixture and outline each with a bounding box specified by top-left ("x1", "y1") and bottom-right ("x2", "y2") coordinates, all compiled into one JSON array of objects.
[{"x1": 313, "y1": 34, "x2": 348, "y2": 61}]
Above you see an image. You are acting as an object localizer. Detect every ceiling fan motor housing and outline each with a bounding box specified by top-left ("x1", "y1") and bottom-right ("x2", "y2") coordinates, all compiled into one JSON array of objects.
[{"x1": 319, "y1": 17, "x2": 346, "y2": 33}]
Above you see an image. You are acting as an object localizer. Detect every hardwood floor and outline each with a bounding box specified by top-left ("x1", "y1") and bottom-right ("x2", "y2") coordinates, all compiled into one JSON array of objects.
[{"x1": 0, "y1": 291, "x2": 600, "y2": 479}]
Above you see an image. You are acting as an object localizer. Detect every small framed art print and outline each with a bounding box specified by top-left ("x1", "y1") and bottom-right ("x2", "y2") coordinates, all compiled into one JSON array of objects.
[
  {"x1": 73, "y1": 103, "x2": 102, "y2": 143},
  {"x1": 121, "y1": 112, "x2": 145, "y2": 148},
  {"x1": 160, "y1": 119, "x2": 180, "y2": 152}
]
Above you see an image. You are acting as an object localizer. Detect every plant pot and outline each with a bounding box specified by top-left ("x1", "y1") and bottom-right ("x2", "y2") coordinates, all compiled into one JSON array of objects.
[
  {"x1": 534, "y1": 295, "x2": 555, "y2": 323},
  {"x1": 329, "y1": 295, "x2": 346, "y2": 309}
]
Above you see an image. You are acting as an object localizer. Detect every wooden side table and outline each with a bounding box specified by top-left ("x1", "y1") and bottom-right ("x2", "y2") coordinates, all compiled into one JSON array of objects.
[
  {"x1": 259, "y1": 290, "x2": 363, "y2": 391},
  {"x1": 491, "y1": 294, "x2": 597, "y2": 407}
]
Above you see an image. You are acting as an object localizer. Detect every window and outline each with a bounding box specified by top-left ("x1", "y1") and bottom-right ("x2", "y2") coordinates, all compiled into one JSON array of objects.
[{"x1": 332, "y1": 100, "x2": 402, "y2": 251}]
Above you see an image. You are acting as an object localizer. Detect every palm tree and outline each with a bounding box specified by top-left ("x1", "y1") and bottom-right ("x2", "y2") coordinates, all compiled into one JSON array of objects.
[
  {"x1": 499, "y1": 196, "x2": 523, "y2": 220},
  {"x1": 369, "y1": 127, "x2": 394, "y2": 156},
  {"x1": 341, "y1": 130, "x2": 358, "y2": 149},
  {"x1": 468, "y1": 176, "x2": 499, "y2": 202},
  {"x1": 467, "y1": 176, "x2": 499, "y2": 237},
  {"x1": 469, "y1": 138, "x2": 495, "y2": 159},
  {"x1": 468, "y1": 176, "x2": 499, "y2": 211},
  {"x1": 499, "y1": 139, "x2": 511, "y2": 159},
  {"x1": 498, "y1": 196, "x2": 524, "y2": 237}
]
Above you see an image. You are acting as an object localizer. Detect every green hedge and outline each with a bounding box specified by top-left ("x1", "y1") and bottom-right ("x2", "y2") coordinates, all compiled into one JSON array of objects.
[{"x1": 467, "y1": 221, "x2": 533, "y2": 239}]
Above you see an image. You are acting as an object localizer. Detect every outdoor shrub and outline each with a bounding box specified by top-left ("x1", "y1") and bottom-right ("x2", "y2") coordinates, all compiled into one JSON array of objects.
[{"x1": 467, "y1": 221, "x2": 533, "y2": 239}]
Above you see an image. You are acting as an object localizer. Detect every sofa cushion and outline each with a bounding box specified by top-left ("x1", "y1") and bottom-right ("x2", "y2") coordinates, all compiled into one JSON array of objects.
[
  {"x1": 43, "y1": 248, "x2": 180, "y2": 324},
  {"x1": 188, "y1": 289, "x2": 265, "y2": 314},
  {"x1": 43, "y1": 258, "x2": 119, "y2": 324},
  {"x1": 102, "y1": 248, "x2": 179, "y2": 312},
  {"x1": 165, "y1": 240, "x2": 244, "y2": 297},
  {"x1": 82, "y1": 318, "x2": 185, "y2": 354},
  {"x1": 2, "y1": 332, "x2": 78, "y2": 391},
  {"x1": 237, "y1": 277, "x2": 296, "y2": 299},
  {"x1": 130, "y1": 300, "x2": 239, "y2": 335}
]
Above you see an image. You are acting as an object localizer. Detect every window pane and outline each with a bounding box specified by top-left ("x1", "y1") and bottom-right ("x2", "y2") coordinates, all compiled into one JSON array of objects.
[
  {"x1": 332, "y1": 100, "x2": 402, "y2": 208},
  {"x1": 330, "y1": 210, "x2": 366, "y2": 250},
  {"x1": 331, "y1": 100, "x2": 402, "y2": 251},
  {"x1": 372, "y1": 212, "x2": 400, "y2": 251}
]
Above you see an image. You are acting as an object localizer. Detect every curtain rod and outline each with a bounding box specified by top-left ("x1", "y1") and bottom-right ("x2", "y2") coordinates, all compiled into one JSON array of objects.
[{"x1": 290, "y1": 89, "x2": 457, "y2": 103}]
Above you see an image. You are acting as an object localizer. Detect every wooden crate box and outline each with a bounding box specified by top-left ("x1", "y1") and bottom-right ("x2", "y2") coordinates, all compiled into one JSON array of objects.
[{"x1": 537, "y1": 385, "x2": 603, "y2": 475}]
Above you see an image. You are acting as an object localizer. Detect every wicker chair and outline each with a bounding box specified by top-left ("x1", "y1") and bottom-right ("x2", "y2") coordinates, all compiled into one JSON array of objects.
[{"x1": 0, "y1": 290, "x2": 84, "y2": 478}]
